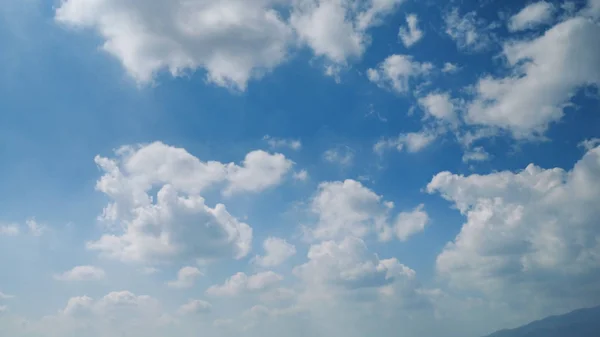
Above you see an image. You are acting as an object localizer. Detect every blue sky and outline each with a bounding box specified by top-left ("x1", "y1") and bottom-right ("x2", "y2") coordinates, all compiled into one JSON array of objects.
[{"x1": 1, "y1": 0, "x2": 600, "y2": 337}]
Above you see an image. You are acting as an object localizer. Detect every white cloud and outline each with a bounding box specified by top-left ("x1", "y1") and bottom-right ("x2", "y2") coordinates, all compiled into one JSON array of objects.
[
  {"x1": 374, "y1": 130, "x2": 438, "y2": 154},
  {"x1": 291, "y1": 0, "x2": 405, "y2": 65},
  {"x1": 0, "y1": 292, "x2": 14, "y2": 300},
  {"x1": 95, "y1": 142, "x2": 227, "y2": 202},
  {"x1": 427, "y1": 145, "x2": 600, "y2": 308},
  {"x1": 95, "y1": 143, "x2": 284, "y2": 202},
  {"x1": 402, "y1": 131, "x2": 438, "y2": 152},
  {"x1": 291, "y1": 0, "x2": 361, "y2": 64},
  {"x1": 167, "y1": 266, "x2": 202, "y2": 289},
  {"x1": 462, "y1": 146, "x2": 491, "y2": 163},
  {"x1": 508, "y1": 1, "x2": 555, "y2": 32},
  {"x1": 246, "y1": 271, "x2": 284, "y2": 290},
  {"x1": 55, "y1": 0, "x2": 293, "y2": 91},
  {"x1": 442, "y1": 62, "x2": 460, "y2": 73},
  {"x1": 582, "y1": 0, "x2": 600, "y2": 18},
  {"x1": 455, "y1": 128, "x2": 499, "y2": 148},
  {"x1": 367, "y1": 54, "x2": 432, "y2": 93},
  {"x1": 293, "y1": 236, "x2": 419, "y2": 299},
  {"x1": 418, "y1": 92, "x2": 458, "y2": 125},
  {"x1": 78, "y1": 291, "x2": 159, "y2": 314},
  {"x1": 393, "y1": 204, "x2": 429, "y2": 241},
  {"x1": 263, "y1": 135, "x2": 302, "y2": 151},
  {"x1": 444, "y1": 8, "x2": 493, "y2": 51},
  {"x1": 27, "y1": 218, "x2": 45, "y2": 236},
  {"x1": 223, "y1": 150, "x2": 293, "y2": 196},
  {"x1": 55, "y1": 0, "x2": 408, "y2": 88},
  {"x1": 466, "y1": 17, "x2": 600, "y2": 138},
  {"x1": 0, "y1": 224, "x2": 19, "y2": 236},
  {"x1": 324, "y1": 64, "x2": 343, "y2": 83},
  {"x1": 253, "y1": 237, "x2": 297, "y2": 267},
  {"x1": 61, "y1": 295, "x2": 94, "y2": 316},
  {"x1": 579, "y1": 138, "x2": 600, "y2": 151},
  {"x1": 88, "y1": 183, "x2": 253, "y2": 263},
  {"x1": 54, "y1": 266, "x2": 106, "y2": 281},
  {"x1": 306, "y1": 179, "x2": 393, "y2": 241},
  {"x1": 35, "y1": 291, "x2": 171, "y2": 337},
  {"x1": 206, "y1": 271, "x2": 283, "y2": 296},
  {"x1": 206, "y1": 272, "x2": 250, "y2": 296},
  {"x1": 323, "y1": 146, "x2": 354, "y2": 166},
  {"x1": 177, "y1": 299, "x2": 212, "y2": 315},
  {"x1": 398, "y1": 14, "x2": 423, "y2": 47},
  {"x1": 292, "y1": 170, "x2": 309, "y2": 181},
  {"x1": 86, "y1": 142, "x2": 294, "y2": 263},
  {"x1": 305, "y1": 180, "x2": 427, "y2": 243},
  {"x1": 355, "y1": 0, "x2": 406, "y2": 29}
]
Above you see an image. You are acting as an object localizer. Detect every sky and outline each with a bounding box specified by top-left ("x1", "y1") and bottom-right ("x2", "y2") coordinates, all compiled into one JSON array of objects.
[{"x1": 0, "y1": 0, "x2": 599, "y2": 336}]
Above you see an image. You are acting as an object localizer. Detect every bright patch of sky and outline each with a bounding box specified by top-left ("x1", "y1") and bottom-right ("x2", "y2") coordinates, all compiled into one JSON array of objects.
[{"x1": 1, "y1": 1, "x2": 599, "y2": 337}]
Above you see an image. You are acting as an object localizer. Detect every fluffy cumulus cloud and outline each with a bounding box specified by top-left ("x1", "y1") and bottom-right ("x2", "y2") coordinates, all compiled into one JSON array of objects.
[
  {"x1": 86, "y1": 142, "x2": 295, "y2": 264},
  {"x1": 88, "y1": 185, "x2": 253, "y2": 263},
  {"x1": 54, "y1": 0, "x2": 407, "y2": 89},
  {"x1": 223, "y1": 150, "x2": 293, "y2": 196},
  {"x1": 398, "y1": 14, "x2": 423, "y2": 48},
  {"x1": 206, "y1": 271, "x2": 283, "y2": 296},
  {"x1": 305, "y1": 179, "x2": 392, "y2": 240},
  {"x1": 466, "y1": 17, "x2": 600, "y2": 138},
  {"x1": 428, "y1": 145, "x2": 600, "y2": 310},
  {"x1": 304, "y1": 179, "x2": 428, "y2": 242},
  {"x1": 393, "y1": 205, "x2": 429, "y2": 241},
  {"x1": 177, "y1": 299, "x2": 212, "y2": 315},
  {"x1": 55, "y1": 0, "x2": 293, "y2": 90},
  {"x1": 253, "y1": 237, "x2": 297, "y2": 267},
  {"x1": 291, "y1": 0, "x2": 405, "y2": 65},
  {"x1": 508, "y1": 1, "x2": 556, "y2": 32},
  {"x1": 54, "y1": 266, "x2": 106, "y2": 282},
  {"x1": 418, "y1": 92, "x2": 459, "y2": 125},
  {"x1": 367, "y1": 54, "x2": 433, "y2": 93},
  {"x1": 167, "y1": 266, "x2": 203, "y2": 289},
  {"x1": 293, "y1": 236, "x2": 423, "y2": 306}
]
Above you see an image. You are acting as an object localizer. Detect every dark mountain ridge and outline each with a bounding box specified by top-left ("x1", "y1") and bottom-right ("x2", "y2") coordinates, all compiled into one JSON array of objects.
[{"x1": 483, "y1": 305, "x2": 600, "y2": 337}]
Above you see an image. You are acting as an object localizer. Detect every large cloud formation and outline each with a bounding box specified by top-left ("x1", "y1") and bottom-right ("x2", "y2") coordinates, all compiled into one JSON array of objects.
[
  {"x1": 428, "y1": 145, "x2": 600, "y2": 311},
  {"x1": 466, "y1": 16, "x2": 600, "y2": 138},
  {"x1": 88, "y1": 142, "x2": 293, "y2": 263},
  {"x1": 55, "y1": 0, "x2": 406, "y2": 90},
  {"x1": 305, "y1": 179, "x2": 429, "y2": 242}
]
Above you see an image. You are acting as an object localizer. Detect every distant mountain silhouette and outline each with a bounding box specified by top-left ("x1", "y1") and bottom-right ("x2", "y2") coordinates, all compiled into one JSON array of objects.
[{"x1": 483, "y1": 305, "x2": 600, "y2": 337}]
